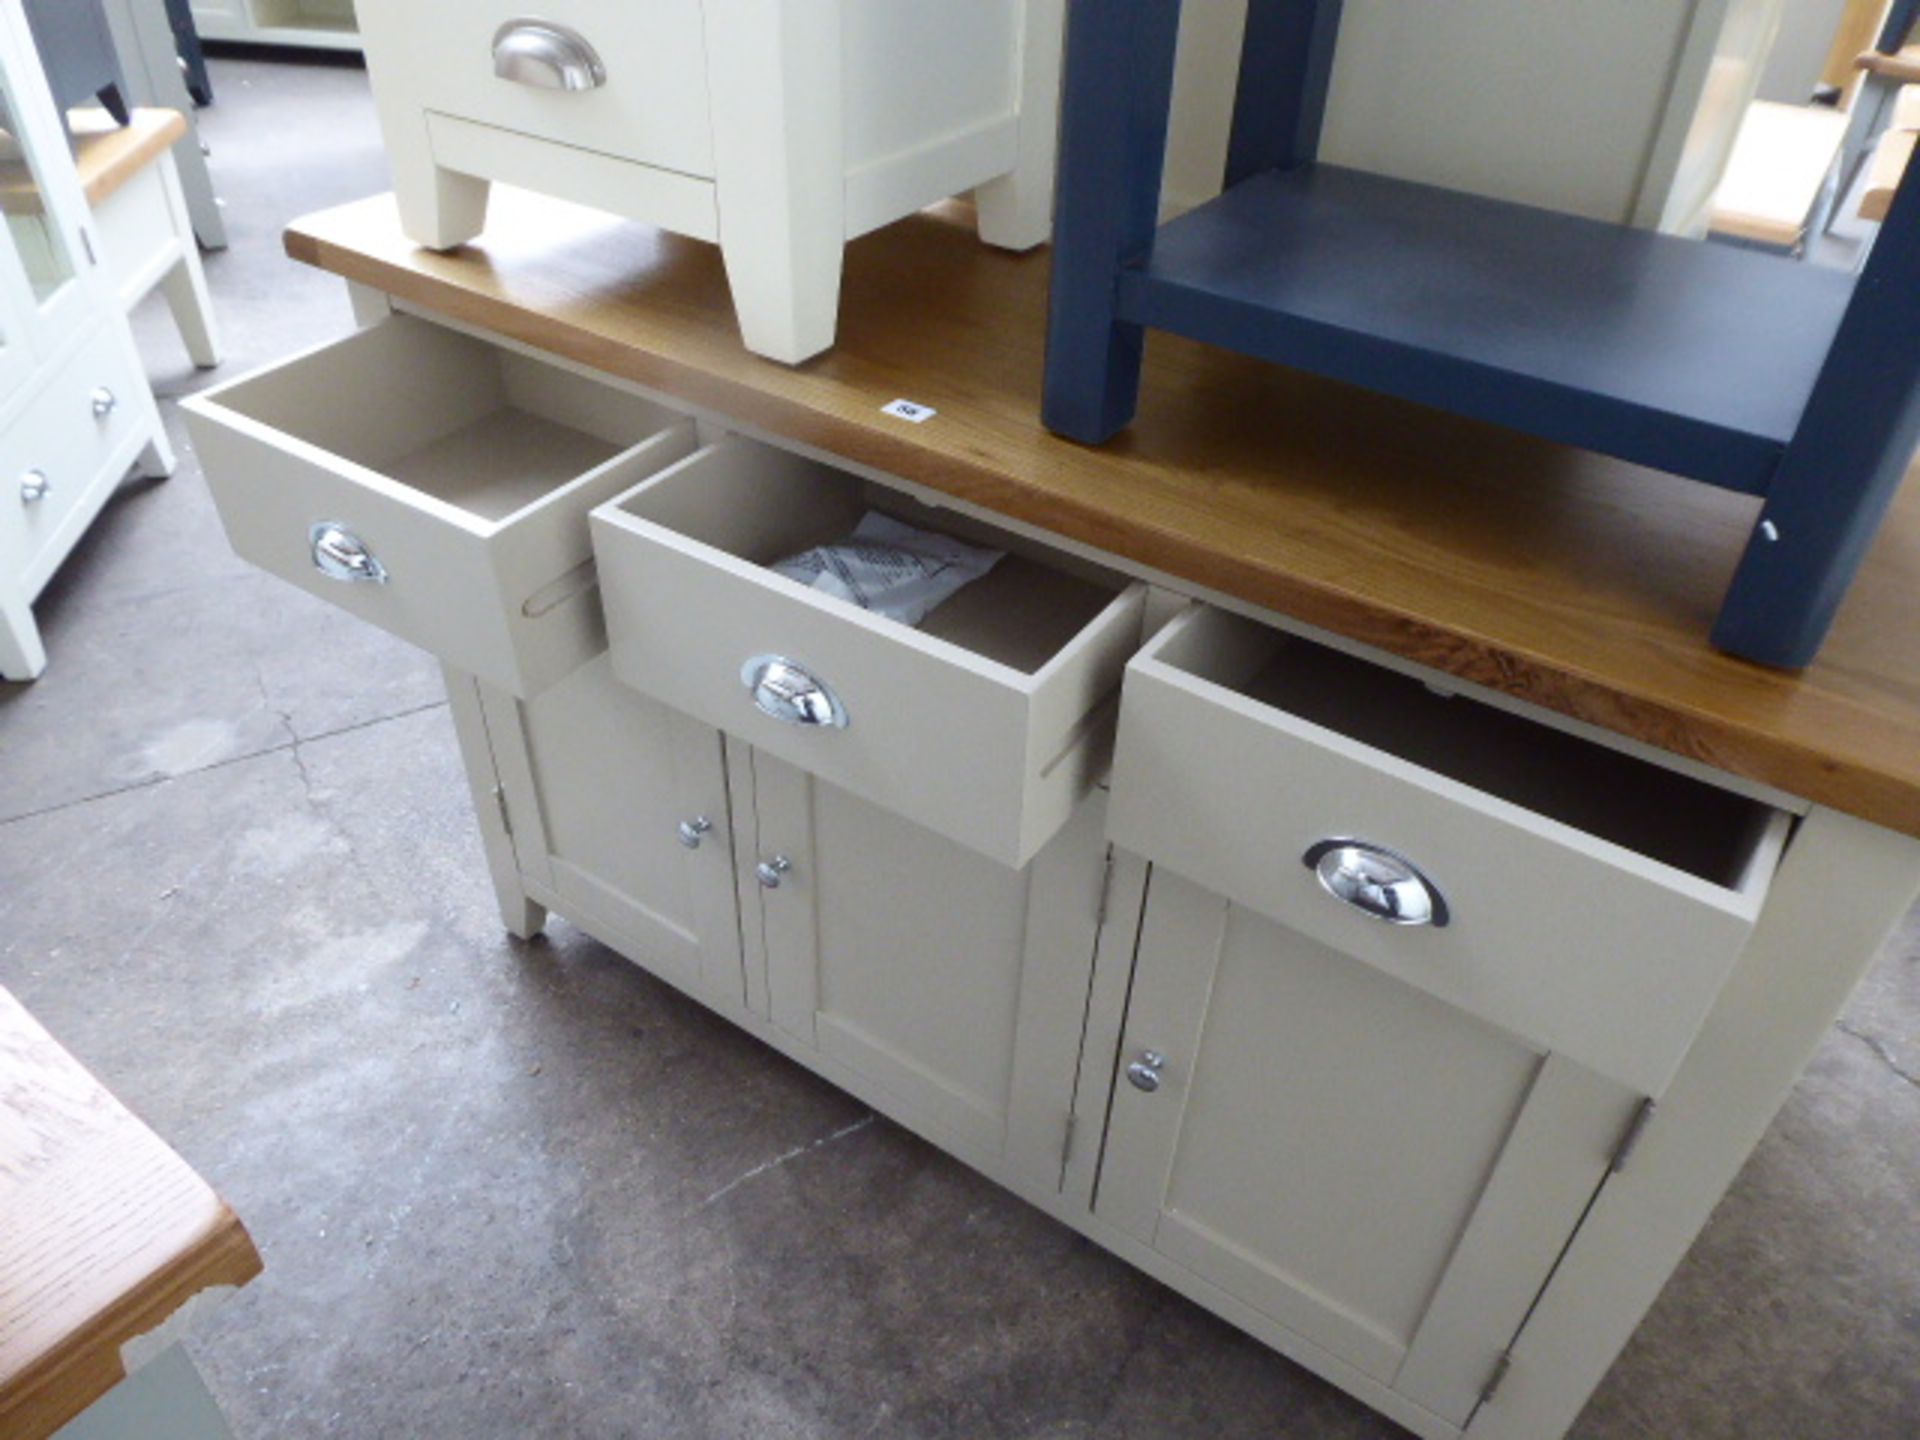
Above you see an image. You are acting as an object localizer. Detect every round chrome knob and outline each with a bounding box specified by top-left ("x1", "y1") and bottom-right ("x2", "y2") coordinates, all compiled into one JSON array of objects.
[
  {"x1": 756, "y1": 855, "x2": 792, "y2": 889},
  {"x1": 90, "y1": 386, "x2": 116, "y2": 418},
  {"x1": 1126, "y1": 1050, "x2": 1166, "y2": 1093},
  {"x1": 20, "y1": 469, "x2": 50, "y2": 505},
  {"x1": 677, "y1": 816, "x2": 712, "y2": 850},
  {"x1": 1302, "y1": 838, "x2": 1449, "y2": 928}
]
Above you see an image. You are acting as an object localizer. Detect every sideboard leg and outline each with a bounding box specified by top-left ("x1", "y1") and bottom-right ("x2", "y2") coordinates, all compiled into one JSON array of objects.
[
  {"x1": 1041, "y1": 0, "x2": 1184, "y2": 443},
  {"x1": 973, "y1": 0, "x2": 1066, "y2": 252},
  {"x1": 0, "y1": 585, "x2": 46, "y2": 682},
  {"x1": 440, "y1": 664, "x2": 545, "y2": 942},
  {"x1": 706, "y1": 0, "x2": 845, "y2": 364}
]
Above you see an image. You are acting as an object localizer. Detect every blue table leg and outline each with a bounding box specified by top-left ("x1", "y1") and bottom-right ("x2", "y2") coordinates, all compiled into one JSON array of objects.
[
  {"x1": 1226, "y1": 0, "x2": 1343, "y2": 186},
  {"x1": 1713, "y1": 157, "x2": 1920, "y2": 667},
  {"x1": 1042, "y1": 0, "x2": 1186, "y2": 444}
]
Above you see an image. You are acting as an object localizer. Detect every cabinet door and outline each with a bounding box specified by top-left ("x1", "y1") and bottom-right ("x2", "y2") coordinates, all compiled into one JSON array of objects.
[
  {"x1": 1097, "y1": 869, "x2": 1640, "y2": 1426},
  {"x1": 481, "y1": 656, "x2": 745, "y2": 1006},
  {"x1": 0, "y1": 5, "x2": 101, "y2": 353},
  {"x1": 743, "y1": 750, "x2": 1107, "y2": 1191}
]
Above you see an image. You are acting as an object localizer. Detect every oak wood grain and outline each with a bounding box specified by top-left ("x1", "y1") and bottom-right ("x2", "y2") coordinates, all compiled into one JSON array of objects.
[
  {"x1": 284, "y1": 189, "x2": 1920, "y2": 837},
  {"x1": 68, "y1": 108, "x2": 186, "y2": 207},
  {"x1": 0, "y1": 986, "x2": 261, "y2": 1440}
]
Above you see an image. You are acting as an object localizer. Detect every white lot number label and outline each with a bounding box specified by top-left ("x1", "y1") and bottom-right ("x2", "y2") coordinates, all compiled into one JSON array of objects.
[{"x1": 882, "y1": 398, "x2": 937, "y2": 423}]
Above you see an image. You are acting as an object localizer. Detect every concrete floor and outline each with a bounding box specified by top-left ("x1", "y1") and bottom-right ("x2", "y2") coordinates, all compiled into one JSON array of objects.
[{"x1": 2, "y1": 53, "x2": 1918, "y2": 1440}]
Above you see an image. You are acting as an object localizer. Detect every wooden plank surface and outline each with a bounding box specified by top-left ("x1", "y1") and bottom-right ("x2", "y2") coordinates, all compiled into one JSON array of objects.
[
  {"x1": 0, "y1": 985, "x2": 261, "y2": 1440},
  {"x1": 284, "y1": 189, "x2": 1920, "y2": 837},
  {"x1": 68, "y1": 108, "x2": 185, "y2": 206}
]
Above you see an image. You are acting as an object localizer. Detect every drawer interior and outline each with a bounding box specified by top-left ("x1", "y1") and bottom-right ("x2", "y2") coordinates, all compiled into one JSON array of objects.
[
  {"x1": 213, "y1": 318, "x2": 684, "y2": 525},
  {"x1": 1157, "y1": 612, "x2": 1784, "y2": 889},
  {"x1": 610, "y1": 437, "x2": 1131, "y2": 674}
]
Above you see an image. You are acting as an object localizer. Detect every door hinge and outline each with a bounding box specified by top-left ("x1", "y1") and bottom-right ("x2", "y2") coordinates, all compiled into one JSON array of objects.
[
  {"x1": 492, "y1": 783, "x2": 514, "y2": 840},
  {"x1": 1609, "y1": 1098, "x2": 1656, "y2": 1174},
  {"x1": 1478, "y1": 1350, "x2": 1512, "y2": 1408},
  {"x1": 1060, "y1": 1113, "x2": 1077, "y2": 1167},
  {"x1": 1094, "y1": 850, "x2": 1116, "y2": 926},
  {"x1": 80, "y1": 227, "x2": 97, "y2": 265}
]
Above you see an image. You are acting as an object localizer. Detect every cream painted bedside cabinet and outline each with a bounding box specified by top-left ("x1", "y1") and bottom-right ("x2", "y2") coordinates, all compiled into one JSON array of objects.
[
  {"x1": 182, "y1": 192, "x2": 1920, "y2": 1440},
  {"x1": 0, "y1": 0, "x2": 172, "y2": 681},
  {"x1": 355, "y1": 0, "x2": 1065, "y2": 363}
]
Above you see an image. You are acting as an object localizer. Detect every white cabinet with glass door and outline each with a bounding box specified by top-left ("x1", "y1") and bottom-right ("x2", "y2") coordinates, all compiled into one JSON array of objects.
[{"x1": 0, "y1": 0, "x2": 171, "y2": 681}]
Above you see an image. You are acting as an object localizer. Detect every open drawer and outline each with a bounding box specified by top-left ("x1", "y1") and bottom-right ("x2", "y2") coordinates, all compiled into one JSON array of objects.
[
  {"x1": 590, "y1": 436, "x2": 1146, "y2": 868},
  {"x1": 182, "y1": 315, "x2": 697, "y2": 698},
  {"x1": 1108, "y1": 606, "x2": 1792, "y2": 1097}
]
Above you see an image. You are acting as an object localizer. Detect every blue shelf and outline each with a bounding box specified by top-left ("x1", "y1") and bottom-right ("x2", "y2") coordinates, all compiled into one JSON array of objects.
[{"x1": 1117, "y1": 165, "x2": 1855, "y2": 495}]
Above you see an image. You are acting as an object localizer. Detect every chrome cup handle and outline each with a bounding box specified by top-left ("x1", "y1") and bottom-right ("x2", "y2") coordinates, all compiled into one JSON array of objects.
[
  {"x1": 309, "y1": 522, "x2": 388, "y2": 585},
  {"x1": 1302, "y1": 838, "x2": 1450, "y2": 928},
  {"x1": 741, "y1": 655, "x2": 848, "y2": 729},
  {"x1": 492, "y1": 19, "x2": 607, "y2": 91}
]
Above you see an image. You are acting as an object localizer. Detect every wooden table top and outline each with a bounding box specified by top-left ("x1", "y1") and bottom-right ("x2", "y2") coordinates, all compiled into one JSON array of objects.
[
  {"x1": 286, "y1": 190, "x2": 1920, "y2": 838},
  {"x1": 68, "y1": 108, "x2": 186, "y2": 207},
  {"x1": 0, "y1": 986, "x2": 261, "y2": 1440}
]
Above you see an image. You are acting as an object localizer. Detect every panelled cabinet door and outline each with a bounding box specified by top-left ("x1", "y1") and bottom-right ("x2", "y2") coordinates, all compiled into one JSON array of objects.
[
  {"x1": 743, "y1": 750, "x2": 1107, "y2": 1192},
  {"x1": 481, "y1": 656, "x2": 745, "y2": 1006},
  {"x1": 1097, "y1": 870, "x2": 1640, "y2": 1427}
]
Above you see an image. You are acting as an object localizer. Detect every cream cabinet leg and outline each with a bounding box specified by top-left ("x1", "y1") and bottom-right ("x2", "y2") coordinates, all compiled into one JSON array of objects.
[
  {"x1": 384, "y1": 115, "x2": 488, "y2": 251},
  {"x1": 441, "y1": 663, "x2": 546, "y2": 941},
  {"x1": 138, "y1": 422, "x2": 177, "y2": 480},
  {"x1": 158, "y1": 157, "x2": 221, "y2": 367},
  {"x1": 704, "y1": 0, "x2": 845, "y2": 363},
  {"x1": 973, "y1": 0, "x2": 1066, "y2": 251},
  {"x1": 0, "y1": 584, "x2": 46, "y2": 681}
]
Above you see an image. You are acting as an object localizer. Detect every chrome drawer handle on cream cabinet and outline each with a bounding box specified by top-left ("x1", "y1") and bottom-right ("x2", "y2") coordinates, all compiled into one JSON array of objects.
[
  {"x1": 742, "y1": 655, "x2": 848, "y2": 729},
  {"x1": 677, "y1": 816, "x2": 713, "y2": 850},
  {"x1": 492, "y1": 20, "x2": 607, "y2": 91},
  {"x1": 90, "y1": 387, "x2": 117, "y2": 419},
  {"x1": 20, "y1": 470, "x2": 50, "y2": 505},
  {"x1": 309, "y1": 522, "x2": 388, "y2": 585},
  {"x1": 756, "y1": 855, "x2": 792, "y2": 890},
  {"x1": 1303, "y1": 838, "x2": 1450, "y2": 928}
]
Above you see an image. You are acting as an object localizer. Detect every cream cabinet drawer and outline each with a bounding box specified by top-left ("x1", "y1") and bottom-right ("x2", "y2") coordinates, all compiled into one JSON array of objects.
[
  {"x1": 1108, "y1": 606, "x2": 1791, "y2": 1097},
  {"x1": 183, "y1": 316, "x2": 697, "y2": 698},
  {"x1": 370, "y1": 0, "x2": 714, "y2": 179},
  {"x1": 591, "y1": 437, "x2": 1146, "y2": 867},
  {"x1": 9, "y1": 325, "x2": 145, "y2": 577}
]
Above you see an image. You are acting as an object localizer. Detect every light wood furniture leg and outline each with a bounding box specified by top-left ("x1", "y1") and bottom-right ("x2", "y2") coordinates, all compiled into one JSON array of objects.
[
  {"x1": 0, "y1": 584, "x2": 48, "y2": 682},
  {"x1": 973, "y1": 0, "x2": 1066, "y2": 251},
  {"x1": 703, "y1": 0, "x2": 845, "y2": 364},
  {"x1": 50, "y1": 1345, "x2": 235, "y2": 1440}
]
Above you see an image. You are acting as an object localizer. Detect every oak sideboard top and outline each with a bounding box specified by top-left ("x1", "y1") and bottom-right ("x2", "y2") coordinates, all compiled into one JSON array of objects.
[
  {"x1": 0, "y1": 985, "x2": 262, "y2": 1440},
  {"x1": 285, "y1": 189, "x2": 1920, "y2": 838}
]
